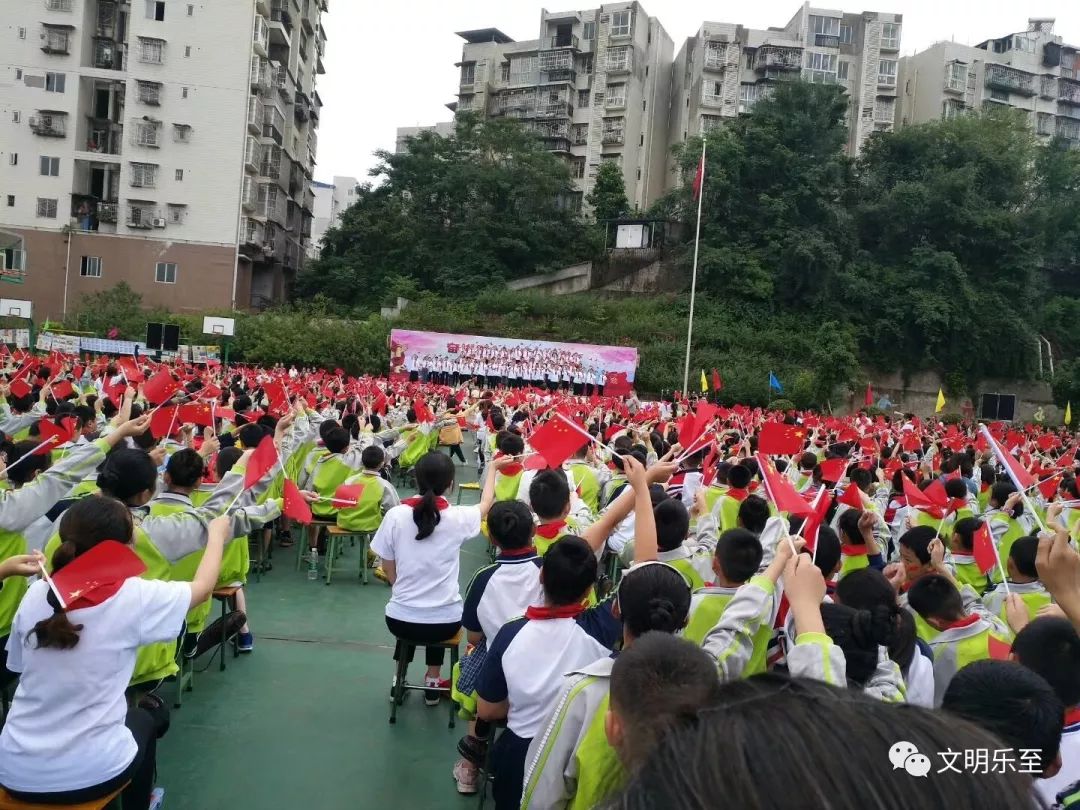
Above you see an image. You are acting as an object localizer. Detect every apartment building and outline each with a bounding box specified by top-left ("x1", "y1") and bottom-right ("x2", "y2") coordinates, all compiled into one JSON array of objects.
[
  {"x1": 450, "y1": 3, "x2": 674, "y2": 213},
  {"x1": 669, "y1": 3, "x2": 902, "y2": 170},
  {"x1": 308, "y1": 173, "x2": 357, "y2": 257},
  {"x1": 897, "y1": 19, "x2": 1080, "y2": 145},
  {"x1": 0, "y1": 0, "x2": 326, "y2": 317},
  {"x1": 395, "y1": 121, "x2": 455, "y2": 153}
]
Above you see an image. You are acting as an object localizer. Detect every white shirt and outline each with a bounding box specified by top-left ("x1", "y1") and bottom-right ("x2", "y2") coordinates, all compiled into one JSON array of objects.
[
  {"x1": 0, "y1": 577, "x2": 190, "y2": 793},
  {"x1": 371, "y1": 503, "x2": 482, "y2": 624},
  {"x1": 1037, "y1": 720, "x2": 1080, "y2": 806}
]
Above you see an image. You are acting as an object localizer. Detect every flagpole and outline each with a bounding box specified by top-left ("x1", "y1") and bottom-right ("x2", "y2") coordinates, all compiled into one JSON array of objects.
[{"x1": 681, "y1": 137, "x2": 707, "y2": 395}]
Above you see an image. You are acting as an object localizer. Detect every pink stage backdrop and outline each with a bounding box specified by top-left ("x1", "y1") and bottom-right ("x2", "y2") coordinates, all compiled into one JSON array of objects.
[{"x1": 389, "y1": 329, "x2": 638, "y2": 394}]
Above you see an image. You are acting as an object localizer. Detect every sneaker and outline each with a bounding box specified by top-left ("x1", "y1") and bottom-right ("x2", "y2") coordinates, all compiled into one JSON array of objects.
[
  {"x1": 149, "y1": 787, "x2": 165, "y2": 810},
  {"x1": 453, "y1": 760, "x2": 478, "y2": 795},
  {"x1": 424, "y1": 676, "x2": 446, "y2": 706},
  {"x1": 237, "y1": 632, "x2": 254, "y2": 653}
]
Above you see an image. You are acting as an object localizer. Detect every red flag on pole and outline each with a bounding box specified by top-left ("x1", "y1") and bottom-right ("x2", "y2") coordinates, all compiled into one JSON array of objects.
[
  {"x1": 692, "y1": 149, "x2": 705, "y2": 200},
  {"x1": 35, "y1": 418, "x2": 76, "y2": 454},
  {"x1": 756, "y1": 455, "x2": 812, "y2": 516},
  {"x1": 243, "y1": 435, "x2": 279, "y2": 489},
  {"x1": 757, "y1": 422, "x2": 807, "y2": 456},
  {"x1": 529, "y1": 417, "x2": 590, "y2": 469},
  {"x1": 331, "y1": 482, "x2": 364, "y2": 507},
  {"x1": 711, "y1": 368, "x2": 722, "y2": 392},
  {"x1": 818, "y1": 458, "x2": 847, "y2": 485},
  {"x1": 972, "y1": 522, "x2": 998, "y2": 575},
  {"x1": 864, "y1": 383, "x2": 874, "y2": 407},
  {"x1": 49, "y1": 540, "x2": 146, "y2": 610},
  {"x1": 283, "y1": 479, "x2": 313, "y2": 524}
]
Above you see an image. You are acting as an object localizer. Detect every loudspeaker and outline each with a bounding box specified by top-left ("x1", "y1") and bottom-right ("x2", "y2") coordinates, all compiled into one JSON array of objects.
[
  {"x1": 997, "y1": 394, "x2": 1016, "y2": 422},
  {"x1": 146, "y1": 322, "x2": 163, "y2": 351},
  {"x1": 980, "y1": 393, "x2": 1017, "y2": 421},
  {"x1": 163, "y1": 324, "x2": 180, "y2": 352}
]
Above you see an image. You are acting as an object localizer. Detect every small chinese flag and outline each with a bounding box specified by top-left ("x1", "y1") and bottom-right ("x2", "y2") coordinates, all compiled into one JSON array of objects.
[
  {"x1": 837, "y1": 484, "x2": 864, "y2": 510},
  {"x1": 49, "y1": 540, "x2": 146, "y2": 610},
  {"x1": 711, "y1": 368, "x2": 722, "y2": 392},
  {"x1": 143, "y1": 370, "x2": 181, "y2": 405},
  {"x1": 529, "y1": 416, "x2": 590, "y2": 469},
  {"x1": 818, "y1": 458, "x2": 847, "y2": 485},
  {"x1": 757, "y1": 422, "x2": 806, "y2": 456},
  {"x1": 331, "y1": 482, "x2": 364, "y2": 508},
  {"x1": 150, "y1": 405, "x2": 179, "y2": 439},
  {"x1": 282, "y1": 479, "x2": 312, "y2": 525},
  {"x1": 35, "y1": 418, "x2": 76, "y2": 454},
  {"x1": 692, "y1": 148, "x2": 705, "y2": 200},
  {"x1": 243, "y1": 435, "x2": 279, "y2": 489},
  {"x1": 972, "y1": 522, "x2": 998, "y2": 575}
]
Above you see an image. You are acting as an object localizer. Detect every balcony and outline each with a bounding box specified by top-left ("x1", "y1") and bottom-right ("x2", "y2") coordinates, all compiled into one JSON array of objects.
[
  {"x1": 244, "y1": 136, "x2": 262, "y2": 173},
  {"x1": 253, "y1": 14, "x2": 269, "y2": 56},
  {"x1": 700, "y1": 92, "x2": 724, "y2": 108},
  {"x1": 71, "y1": 194, "x2": 119, "y2": 231},
  {"x1": 294, "y1": 90, "x2": 312, "y2": 123},
  {"x1": 41, "y1": 25, "x2": 74, "y2": 55},
  {"x1": 985, "y1": 64, "x2": 1035, "y2": 96},
  {"x1": 755, "y1": 45, "x2": 802, "y2": 72},
  {"x1": 92, "y1": 37, "x2": 122, "y2": 70},
  {"x1": 273, "y1": 63, "x2": 291, "y2": 98},
  {"x1": 605, "y1": 52, "x2": 633, "y2": 75},
  {"x1": 1037, "y1": 113, "x2": 1055, "y2": 136},
  {"x1": 1058, "y1": 117, "x2": 1080, "y2": 142},
  {"x1": 85, "y1": 121, "x2": 123, "y2": 155},
  {"x1": 95, "y1": 0, "x2": 117, "y2": 37},
  {"x1": 247, "y1": 96, "x2": 265, "y2": 134},
  {"x1": 1060, "y1": 78, "x2": 1080, "y2": 105},
  {"x1": 703, "y1": 43, "x2": 731, "y2": 72},
  {"x1": 601, "y1": 131, "x2": 624, "y2": 145},
  {"x1": 30, "y1": 112, "x2": 67, "y2": 138},
  {"x1": 269, "y1": 0, "x2": 293, "y2": 46},
  {"x1": 546, "y1": 34, "x2": 579, "y2": 50},
  {"x1": 539, "y1": 68, "x2": 577, "y2": 85},
  {"x1": 300, "y1": 0, "x2": 315, "y2": 33},
  {"x1": 251, "y1": 56, "x2": 271, "y2": 91},
  {"x1": 536, "y1": 101, "x2": 573, "y2": 118},
  {"x1": 814, "y1": 34, "x2": 840, "y2": 48},
  {"x1": 263, "y1": 107, "x2": 286, "y2": 145}
]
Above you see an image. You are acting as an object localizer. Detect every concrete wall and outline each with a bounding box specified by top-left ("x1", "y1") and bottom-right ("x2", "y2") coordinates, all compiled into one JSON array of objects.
[{"x1": 506, "y1": 262, "x2": 593, "y2": 294}]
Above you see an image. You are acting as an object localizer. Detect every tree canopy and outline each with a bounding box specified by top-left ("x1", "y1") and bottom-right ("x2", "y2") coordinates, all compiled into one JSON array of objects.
[{"x1": 586, "y1": 161, "x2": 630, "y2": 222}]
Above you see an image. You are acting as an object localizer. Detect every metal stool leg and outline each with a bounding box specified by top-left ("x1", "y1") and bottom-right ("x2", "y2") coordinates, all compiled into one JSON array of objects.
[
  {"x1": 448, "y1": 644, "x2": 459, "y2": 729},
  {"x1": 389, "y1": 640, "x2": 411, "y2": 725}
]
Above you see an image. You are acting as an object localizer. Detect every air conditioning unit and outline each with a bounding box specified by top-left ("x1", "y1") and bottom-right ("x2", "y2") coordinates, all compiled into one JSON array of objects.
[{"x1": 152, "y1": 217, "x2": 166, "y2": 227}]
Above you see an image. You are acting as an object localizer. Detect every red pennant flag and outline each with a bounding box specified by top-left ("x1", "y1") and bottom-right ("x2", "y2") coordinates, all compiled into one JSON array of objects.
[
  {"x1": 8, "y1": 379, "x2": 31, "y2": 399},
  {"x1": 902, "y1": 476, "x2": 936, "y2": 511},
  {"x1": 980, "y1": 426, "x2": 1036, "y2": 491},
  {"x1": 864, "y1": 384, "x2": 874, "y2": 407},
  {"x1": 524, "y1": 453, "x2": 549, "y2": 471},
  {"x1": 263, "y1": 380, "x2": 289, "y2": 415},
  {"x1": 802, "y1": 488, "x2": 833, "y2": 551},
  {"x1": 837, "y1": 485, "x2": 864, "y2": 510},
  {"x1": 50, "y1": 380, "x2": 75, "y2": 400},
  {"x1": 1038, "y1": 473, "x2": 1061, "y2": 502},
  {"x1": 529, "y1": 417, "x2": 590, "y2": 470},
  {"x1": 243, "y1": 435, "x2": 279, "y2": 489},
  {"x1": 331, "y1": 482, "x2": 364, "y2": 507},
  {"x1": 757, "y1": 422, "x2": 806, "y2": 456},
  {"x1": 117, "y1": 357, "x2": 144, "y2": 383},
  {"x1": 150, "y1": 405, "x2": 179, "y2": 439},
  {"x1": 35, "y1": 418, "x2": 75, "y2": 454},
  {"x1": 900, "y1": 433, "x2": 922, "y2": 453},
  {"x1": 143, "y1": 370, "x2": 181, "y2": 405},
  {"x1": 711, "y1": 369, "x2": 723, "y2": 392},
  {"x1": 819, "y1": 458, "x2": 847, "y2": 484},
  {"x1": 691, "y1": 148, "x2": 705, "y2": 200},
  {"x1": 923, "y1": 479, "x2": 948, "y2": 507},
  {"x1": 972, "y1": 523, "x2": 996, "y2": 576},
  {"x1": 756, "y1": 455, "x2": 812, "y2": 516},
  {"x1": 283, "y1": 479, "x2": 313, "y2": 525},
  {"x1": 178, "y1": 402, "x2": 215, "y2": 428},
  {"x1": 49, "y1": 540, "x2": 146, "y2": 610}
]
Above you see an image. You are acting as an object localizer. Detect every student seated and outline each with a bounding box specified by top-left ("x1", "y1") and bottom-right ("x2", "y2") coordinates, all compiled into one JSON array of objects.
[
  {"x1": 1012, "y1": 618, "x2": 1080, "y2": 804},
  {"x1": 520, "y1": 562, "x2": 694, "y2": 809},
  {"x1": 651, "y1": 498, "x2": 710, "y2": 590},
  {"x1": 711, "y1": 463, "x2": 752, "y2": 532},
  {"x1": 529, "y1": 470, "x2": 589, "y2": 556},
  {"x1": 948, "y1": 517, "x2": 990, "y2": 594},
  {"x1": 0, "y1": 497, "x2": 230, "y2": 810},
  {"x1": 943, "y1": 660, "x2": 1064, "y2": 789},
  {"x1": 494, "y1": 432, "x2": 526, "y2": 502},
  {"x1": 819, "y1": 602, "x2": 905, "y2": 702},
  {"x1": 981, "y1": 535, "x2": 1051, "y2": 625}
]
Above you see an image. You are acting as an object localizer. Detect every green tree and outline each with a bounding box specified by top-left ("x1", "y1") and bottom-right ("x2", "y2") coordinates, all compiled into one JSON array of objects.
[
  {"x1": 586, "y1": 161, "x2": 629, "y2": 222},
  {"x1": 295, "y1": 114, "x2": 602, "y2": 311}
]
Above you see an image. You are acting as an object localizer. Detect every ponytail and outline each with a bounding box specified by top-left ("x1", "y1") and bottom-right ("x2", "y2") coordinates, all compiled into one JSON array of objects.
[
  {"x1": 31, "y1": 541, "x2": 84, "y2": 650},
  {"x1": 413, "y1": 491, "x2": 441, "y2": 541}
]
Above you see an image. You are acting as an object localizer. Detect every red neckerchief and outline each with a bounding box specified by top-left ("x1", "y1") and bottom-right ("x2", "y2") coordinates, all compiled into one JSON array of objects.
[
  {"x1": 401, "y1": 496, "x2": 450, "y2": 510},
  {"x1": 727, "y1": 487, "x2": 748, "y2": 502},
  {"x1": 841, "y1": 544, "x2": 869, "y2": 557},
  {"x1": 499, "y1": 546, "x2": 538, "y2": 558},
  {"x1": 1065, "y1": 707, "x2": 1080, "y2": 728},
  {"x1": 535, "y1": 520, "x2": 568, "y2": 540},
  {"x1": 499, "y1": 463, "x2": 524, "y2": 477},
  {"x1": 525, "y1": 603, "x2": 586, "y2": 620},
  {"x1": 942, "y1": 614, "x2": 981, "y2": 631}
]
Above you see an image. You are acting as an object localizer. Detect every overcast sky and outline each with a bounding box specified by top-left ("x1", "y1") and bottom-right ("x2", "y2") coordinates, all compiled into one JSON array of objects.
[{"x1": 314, "y1": 0, "x2": 1080, "y2": 185}]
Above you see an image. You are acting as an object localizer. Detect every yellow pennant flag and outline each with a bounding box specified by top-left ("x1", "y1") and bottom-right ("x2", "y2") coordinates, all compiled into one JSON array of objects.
[
  {"x1": 700, "y1": 369, "x2": 708, "y2": 392},
  {"x1": 935, "y1": 388, "x2": 946, "y2": 413},
  {"x1": 1066, "y1": 401, "x2": 1072, "y2": 426}
]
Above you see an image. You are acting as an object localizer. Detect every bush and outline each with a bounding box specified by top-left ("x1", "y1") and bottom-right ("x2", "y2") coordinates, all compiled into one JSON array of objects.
[
  {"x1": 767, "y1": 399, "x2": 796, "y2": 412},
  {"x1": 938, "y1": 412, "x2": 966, "y2": 425}
]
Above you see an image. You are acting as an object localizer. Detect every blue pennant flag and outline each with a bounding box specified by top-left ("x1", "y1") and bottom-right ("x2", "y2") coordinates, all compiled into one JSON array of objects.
[{"x1": 768, "y1": 372, "x2": 783, "y2": 393}]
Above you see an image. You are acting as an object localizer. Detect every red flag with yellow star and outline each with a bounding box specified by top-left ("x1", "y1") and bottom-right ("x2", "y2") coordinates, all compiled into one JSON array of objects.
[{"x1": 757, "y1": 422, "x2": 807, "y2": 456}]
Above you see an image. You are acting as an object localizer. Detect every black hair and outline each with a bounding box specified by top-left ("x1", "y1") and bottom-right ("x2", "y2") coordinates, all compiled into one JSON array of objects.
[
  {"x1": 6, "y1": 439, "x2": 52, "y2": 486},
  {"x1": 836, "y1": 508, "x2": 865, "y2": 546},
  {"x1": 990, "y1": 481, "x2": 1023, "y2": 517},
  {"x1": 412, "y1": 452, "x2": 454, "y2": 540},
  {"x1": 952, "y1": 517, "x2": 982, "y2": 552},
  {"x1": 714, "y1": 529, "x2": 763, "y2": 584},
  {"x1": 323, "y1": 426, "x2": 351, "y2": 454},
  {"x1": 361, "y1": 444, "x2": 385, "y2": 471},
  {"x1": 97, "y1": 448, "x2": 158, "y2": 504},
  {"x1": 529, "y1": 470, "x2": 571, "y2": 520},
  {"x1": 943, "y1": 659, "x2": 1064, "y2": 775},
  {"x1": 812, "y1": 526, "x2": 842, "y2": 578},
  {"x1": 232, "y1": 394, "x2": 252, "y2": 413},
  {"x1": 980, "y1": 464, "x2": 997, "y2": 489},
  {"x1": 737, "y1": 495, "x2": 769, "y2": 535},
  {"x1": 1009, "y1": 535, "x2": 1039, "y2": 579},
  {"x1": 944, "y1": 478, "x2": 968, "y2": 500},
  {"x1": 899, "y1": 525, "x2": 938, "y2": 565},
  {"x1": 653, "y1": 499, "x2": 690, "y2": 552},
  {"x1": 486, "y1": 500, "x2": 535, "y2": 551},
  {"x1": 237, "y1": 422, "x2": 265, "y2": 449},
  {"x1": 499, "y1": 432, "x2": 525, "y2": 457},
  {"x1": 835, "y1": 567, "x2": 917, "y2": 672},
  {"x1": 610, "y1": 674, "x2": 1036, "y2": 810},
  {"x1": 727, "y1": 464, "x2": 751, "y2": 490},
  {"x1": 32, "y1": 496, "x2": 135, "y2": 650},
  {"x1": 798, "y1": 451, "x2": 818, "y2": 472},
  {"x1": 849, "y1": 468, "x2": 872, "y2": 492},
  {"x1": 618, "y1": 563, "x2": 692, "y2": 638},
  {"x1": 1013, "y1": 617, "x2": 1080, "y2": 707},
  {"x1": 215, "y1": 446, "x2": 243, "y2": 480},
  {"x1": 907, "y1": 574, "x2": 964, "y2": 622},
  {"x1": 165, "y1": 448, "x2": 206, "y2": 488},
  {"x1": 820, "y1": 602, "x2": 896, "y2": 686},
  {"x1": 541, "y1": 535, "x2": 597, "y2": 605},
  {"x1": 609, "y1": 632, "x2": 723, "y2": 771}
]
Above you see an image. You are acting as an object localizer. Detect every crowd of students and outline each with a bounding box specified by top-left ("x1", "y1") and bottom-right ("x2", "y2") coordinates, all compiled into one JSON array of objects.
[{"x1": 2, "y1": 350, "x2": 1080, "y2": 809}]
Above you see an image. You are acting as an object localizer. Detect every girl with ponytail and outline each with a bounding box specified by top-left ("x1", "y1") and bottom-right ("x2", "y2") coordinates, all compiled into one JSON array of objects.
[
  {"x1": 372, "y1": 451, "x2": 503, "y2": 705},
  {"x1": 0, "y1": 496, "x2": 231, "y2": 810}
]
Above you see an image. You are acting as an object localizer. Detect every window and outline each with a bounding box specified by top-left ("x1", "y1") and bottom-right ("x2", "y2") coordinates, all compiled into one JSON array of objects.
[
  {"x1": 2, "y1": 248, "x2": 26, "y2": 272},
  {"x1": 8, "y1": 154, "x2": 16, "y2": 166},
  {"x1": 639, "y1": 133, "x2": 644, "y2": 145},
  {"x1": 583, "y1": 21, "x2": 596, "y2": 40},
  {"x1": 839, "y1": 23, "x2": 853, "y2": 44},
  {"x1": 130, "y1": 162, "x2": 158, "y2": 188},
  {"x1": 601, "y1": 117, "x2": 624, "y2": 143},
  {"x1": 607, "y1": 45, "x2": 630, "y2": 71},
  {"x1": 45, "y1": 72, "x2": 65, "y2": 93},
  {"x1": 837, "y1": 60, "x2": 849, "y2": 80},
  {"x1": 581, "y1": 54, "x2": 593, "y2": 75},
  {"x1": 80, "y1": 256, "x2": 102, "y2": 278},
  {"x1": 805, "y1": 52, "x2": 838, "y2": 83},
  {"x1": 578, "y1": 89, "x2": 590, "y2": 108},
  {"x1": 500, "y1": 63, "x2": 510, "y2": 83},
  {"x1": 811, "y1": 15, "x2": 840, "y2": 37},
  {"x1": 989, "y1": 88, "x2": 1009, "y2": 102},
  {"x1": 187, "y1": 4, "x2": 194, "y2": 15},
  {"x1": 146, "y1": 0, "x2": 165, "y2": 21},
  {"x1": 605, "y1": 84, "x2": 626, "y2": 107},
  {"x1": 136, "y1": 80, "x2": 162, "y2": 105},
  {"x1": 39, "y1": 156, "x2": 59, "y2": 176},
  {"x1": 167, "y1": 204, "x2": 185, "y2": 224},
  {"x1": 135, "y1": 120, "x2": 161, "y2": 147},
  {"x1": 36, "y1": 198, "x2": 58, "y2": 218},
  {"x1": 946, "y1": 61, "x2": 967, "y2": 92},
  {"x1": 45, "y1": 0, "x2": 74, "y2": 9},
  {"x1": 642, "y1": 99, "x2": 646, "y2": 110},
  {"x1": 878, "y1": 59, "x2": 897, "y2": 86},
  {"x1": 181, "y1": 87, "x2": 189, "y2": 99},
  {"x1": 881, "y1": 22, "x2": 901, "y2": 50},
  {"x1": 571, "y1": 157, "x2": 585, "y2": 178},
  {"x1": 15, "y1": 69, "x2": 22, "y2": 80},
  {"x1": 5, "y1": 196, "x2": 13, "y2": 207},
  {"x1": 175, "y1": 169, "x2": 183, "y2": 181},
  {"x1": 139, "y1": 37, "x2": 165, "y2": 64},
  {"x1": 173, "y1": 123, "x2": 192, "y2": 143},
  {"x1": 460, "y1": 63, "x2": 475, "y2": 87},
  {"x1": 1012, "y1": 36, "x2": 1035, "y2": 54},
  {"x1": 739, "y1": 83, "x2": 757, "y2": 110},
  {"x1": 155, "y1": 262, "x2": 177, "y2": 284},
  {"x1": 12, "y1": 111, "x2": 19, "y2": 123},
  {"x1": 610, "y1": 10, "x2": 631, "y2": 38},
  {"x1": 43, "y1": 26, "x2": 70, "y2": 54},
  {"x1": 571, "y1": 123, "x2": 588, "y2": 144},
  {"x1": 184, "y1": 46, "x2": 191, "y2": 57},
  {"x1": 874, "y1": 97, "x2": 894, "y2": 122}
]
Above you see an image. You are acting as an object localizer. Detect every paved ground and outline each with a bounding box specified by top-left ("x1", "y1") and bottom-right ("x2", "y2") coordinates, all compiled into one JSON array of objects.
[{"x1": 157, "y1": 450, "x2": 486, "y2": 809}]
